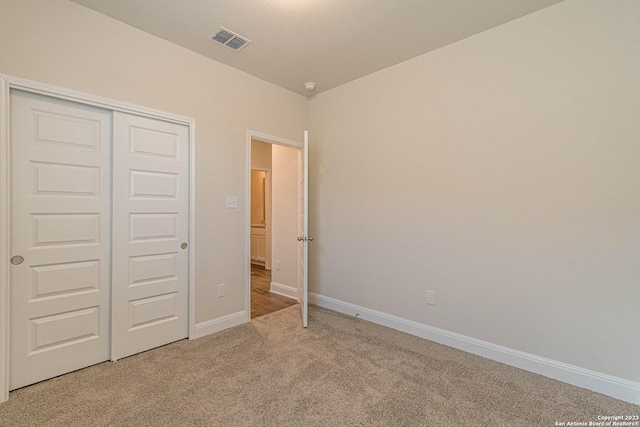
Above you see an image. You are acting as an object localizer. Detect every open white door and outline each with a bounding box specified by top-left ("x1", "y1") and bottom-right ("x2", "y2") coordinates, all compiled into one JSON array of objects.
[{"x1": 297, "y1": 131, "x2": 310, "y2": 327}]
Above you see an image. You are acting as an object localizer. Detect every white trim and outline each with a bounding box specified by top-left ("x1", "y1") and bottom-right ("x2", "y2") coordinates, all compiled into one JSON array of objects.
[
  {"x1": 309, "y1": 293, "x2": 640, "y2": 405},
  {"x1": 1, "y1": 75, "x2": 194, "y2": 126},
  {"x1": 188, "y1": 114, "x2": 197, "y2": 341},
  {"x1": 270, "y1": 282, "x2": 298, "y2": 300},
  {"x1": 0, "y1": 77, "x2": 10, "y2": 403},
  {"x1": 0, "y1": 74, "x2": 197, "y2": 402},
  {"x1": 245, "y1": 130, "x2": 302, "y2": 326},
  {"x1": 190, "y1": 311, "x2": 248, "y2": 340}
]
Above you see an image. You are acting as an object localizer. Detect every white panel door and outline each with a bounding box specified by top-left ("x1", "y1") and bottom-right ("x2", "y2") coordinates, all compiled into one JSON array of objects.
[
  {"x1": 111, "y1": 112, "x2": 189, "y2": 360},
  {"x1": 297, "y1": 131, "x2": 309, "y2": 327},
  {"x1": 9, "y1": 91, "x2": 111, "y2": 389}
]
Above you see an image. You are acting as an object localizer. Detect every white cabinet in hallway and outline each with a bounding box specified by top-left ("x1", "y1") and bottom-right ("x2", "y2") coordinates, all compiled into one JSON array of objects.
[{"x1": 250, "y1": 226, "x2": 267, "y2": 266}]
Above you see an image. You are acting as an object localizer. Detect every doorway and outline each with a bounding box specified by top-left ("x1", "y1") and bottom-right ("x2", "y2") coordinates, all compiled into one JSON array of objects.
[{"x1": 248, "y1": 135, "x2": 301, "y2": 319}]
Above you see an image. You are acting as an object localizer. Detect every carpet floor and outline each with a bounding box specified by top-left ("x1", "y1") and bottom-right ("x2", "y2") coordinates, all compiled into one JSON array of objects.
[{"x1": 0, "y1": 305, "x2": 637, "y2": 426}]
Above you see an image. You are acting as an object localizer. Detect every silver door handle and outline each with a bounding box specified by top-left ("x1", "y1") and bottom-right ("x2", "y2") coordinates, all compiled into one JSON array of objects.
[
  {"x1": 297, "y1": 236, "x2": 304, "y2": 241},
  {"x1": 10, "y1": 255, "x2": 24, "y2": 265},
  {"x1": 308, "y1": 237, "x2": 314, "y2": 242}
]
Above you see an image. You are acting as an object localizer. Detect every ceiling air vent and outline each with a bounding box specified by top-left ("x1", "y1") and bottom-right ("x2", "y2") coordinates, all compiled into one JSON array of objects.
[{"x1": 208, "y1": 27, "x2": 251, "y2": 52}]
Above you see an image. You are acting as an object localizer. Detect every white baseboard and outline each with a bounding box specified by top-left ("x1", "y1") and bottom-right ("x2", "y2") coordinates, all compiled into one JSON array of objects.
[
  {"x1": 309, "y1": 293, "x2": 640, "y2": 405},
  {"x1": 270, "y1": 282, "x2": 298, "y2": 300},
  {"x1": 190, "y1": 310, "x2": 248, "y2": 340}
]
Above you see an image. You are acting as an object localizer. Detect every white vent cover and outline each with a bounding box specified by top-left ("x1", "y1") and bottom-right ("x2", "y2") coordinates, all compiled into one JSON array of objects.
[{"x1": 208, "y1": 27, "x2": 251, "y2": 52}]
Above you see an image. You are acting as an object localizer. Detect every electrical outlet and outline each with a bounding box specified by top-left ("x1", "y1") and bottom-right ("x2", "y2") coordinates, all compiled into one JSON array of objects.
[
  {"x1": 218, "y1": 283, "x2": 226, "y2": 297},
  {"x1": 275, "y1": 261, "x2": 280, "y2": 270},
  {"x1": 426, "y1": 290, "x2": 435, "y2": 306}
]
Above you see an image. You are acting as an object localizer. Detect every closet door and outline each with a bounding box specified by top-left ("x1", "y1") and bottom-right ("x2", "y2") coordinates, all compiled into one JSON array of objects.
[
  {"x1": 9, "y1": 91, "x2": 111, "y2": 389},
  {"x1": 111, "y1": 112, "x2": 189, "y2": 360}
]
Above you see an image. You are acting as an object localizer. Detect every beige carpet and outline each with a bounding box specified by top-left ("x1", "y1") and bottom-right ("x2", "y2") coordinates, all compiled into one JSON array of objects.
[{"x1": 0, "y1": 305, "x2": 637, "y2": 426}]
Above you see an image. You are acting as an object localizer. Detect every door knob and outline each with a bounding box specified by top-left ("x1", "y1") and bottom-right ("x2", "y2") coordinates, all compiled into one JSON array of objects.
[
  {"x1": 10, "y1": 255, "x2": 24, "y2": 265},
  {"x1": 297, "y1": 236, "x2": 304, "y2": 241},
  {"x1": 181, "y1": 242, "x2": 188, "y2": 249},
  {"x1": 308, "y1": 237, "x2": 314, "y2": 242}
]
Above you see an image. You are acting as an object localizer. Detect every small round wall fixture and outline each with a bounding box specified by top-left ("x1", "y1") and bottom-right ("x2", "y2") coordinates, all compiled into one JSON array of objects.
[{"x1": 304, "y1": 82, "x2": 316, "y2": 91}]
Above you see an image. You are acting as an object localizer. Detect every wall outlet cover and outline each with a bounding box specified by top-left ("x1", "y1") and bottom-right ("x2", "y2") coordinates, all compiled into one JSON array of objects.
[
  {"x1": 226, "y1": 196, "x2": 238, "y2": 209},
  {"x1": 426, "y1": 291, "x2": 435, "y2": 306}
]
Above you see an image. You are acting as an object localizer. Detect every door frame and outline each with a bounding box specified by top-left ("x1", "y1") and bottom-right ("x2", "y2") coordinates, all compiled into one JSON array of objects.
[
  {"x1": 245, "y1": 130, "x2": 301, "y2": 321},
  {"x1": 0, "y1": 74, "x2": 198, "y2": 403}
]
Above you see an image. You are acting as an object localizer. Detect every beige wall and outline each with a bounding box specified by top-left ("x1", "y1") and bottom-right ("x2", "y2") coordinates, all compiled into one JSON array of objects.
[
  {"x1": 308, "y1": 0, "x2": 640, "y2": 382},
  {"x1": 0, "y1": 0, "x2": 307, "y2": 324},
  {"x1": 271, "y1": 145, "x2": 299, "y2": 289},
  {"x1": 251, "y1": 140, "x2": 272, "y2": 171}
]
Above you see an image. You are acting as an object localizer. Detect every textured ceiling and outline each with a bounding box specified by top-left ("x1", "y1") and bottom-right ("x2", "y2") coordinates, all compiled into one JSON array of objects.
[{"x1": 69, "y1": 0, "x2": 564, "y2": 96}]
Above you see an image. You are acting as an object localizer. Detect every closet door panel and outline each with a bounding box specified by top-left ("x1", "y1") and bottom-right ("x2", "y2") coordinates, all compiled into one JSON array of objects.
[
  {"x1": 111, "y1": 112, "x2": 189, "y2": 360},
  {"x1": 9, "y1": 91, "x2": 111, "y2": 389}
]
